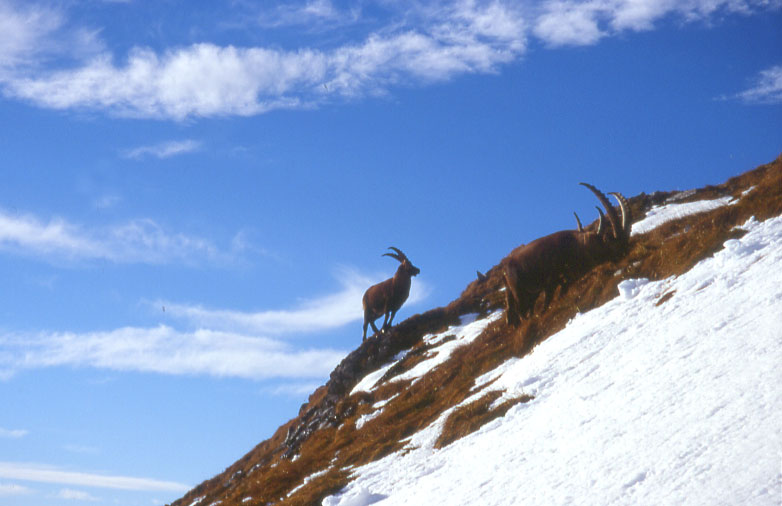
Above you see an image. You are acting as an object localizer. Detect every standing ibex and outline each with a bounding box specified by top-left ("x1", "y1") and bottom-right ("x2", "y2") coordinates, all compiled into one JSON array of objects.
[
  {"x1": 362, "y1": 247, "x2": 420, "y2": 340},
  {"x1": 502, "y1": 183, "x2": 631, "y2": 326}
]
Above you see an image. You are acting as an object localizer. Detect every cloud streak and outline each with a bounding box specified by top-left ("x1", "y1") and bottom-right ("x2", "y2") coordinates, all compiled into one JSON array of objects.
[
  {"x1": 0, "y1": 427, "x2": 28, "y2": 439},
  {"x1": 0, "y1": 268, "x2": 427, "y2": 380},
  {"x1": 0, "y1": 325, "x2": 347, "y2": 380},
  {"x1": 732, "y1": 64, "x2": 782, "y2": 104},
  {"x1": 122, "y1": 139, "x2": 202, "y2": 160},
  {"x1": 0, "y1": 482, "x2": 31, "y2": 496},
  {"x1": 0, "y1": 462, "x2": 188, "y2": 492},
  {"x1": 0, "y1": 208, "x2": 230, "y2": 265},
  {"x1": 159, "y1": 268, "x2": 430, "y2": 335},
  {"x1": 256, "y1": 0, "x2": 356, "y2": 28}
]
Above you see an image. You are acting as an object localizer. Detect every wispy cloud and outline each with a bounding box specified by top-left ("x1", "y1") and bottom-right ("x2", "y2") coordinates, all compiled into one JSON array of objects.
[
  {"x1": 1, "y1": 1, "x2": 776, "y2": 119},
  {"x1": 0, "y1": 1, "x2": 63, "y2": 68},
  {"x1": 0, "y1": 1, "x2": 102, "y2": 70},
  {"x1": 264, "y1": 381, "x2": 323, "y2": 397},
  {"x1": 531, "y1": 0, "x2": 777, "y2": 47},
  {"x1": 0, "y1": 267, "x2": 428, "y2": 380},
  {"x1": 0, "y1": 427, "x2": 28, "y2": 439},
  {"x1": 0, "y1": 208, "x2": 230, "y2": 265},
  {"x1": 731, "y1": 64, "x2": 782, "y2": 104},
  {"x1": 121, "y1": 139, "x2": 202, "y2": 160},
  {"x1": 256, "y1": 0, "x2": 356, "y2": 28},
  {"x1": 0, "y1": 462, "x2": 188, "y2": 492},
  {"x1": 0, "y1": 325, "x2": 347, "y2": 380},
  {"x1": 0, "y1": 1, "x2": 526, "y2": 119},
  {"x1": 0, "y1": 482, "x2": 32, "y2": 496},
  {"x1": 91, "y1": 193, "x2": 121, "y2": 210},
  {"x1": 56, "y1": 488, "x2": 100, "y2": 502},
  {"x1": 63, "y1": 444, "x2": 100, "y2": 455},
  {"x1": 158, "y1": 267, "x2": 430, "y2": 335}
]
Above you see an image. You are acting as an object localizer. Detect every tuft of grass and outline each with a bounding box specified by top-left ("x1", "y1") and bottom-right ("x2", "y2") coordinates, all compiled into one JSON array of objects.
[{"x1": 435, "y1": 392, "x2": 534, "y2": 449}]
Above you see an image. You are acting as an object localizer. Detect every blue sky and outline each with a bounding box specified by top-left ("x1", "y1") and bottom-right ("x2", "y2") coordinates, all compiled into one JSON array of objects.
[{"x1": 0, "y1": 0, "x2": 780, "y2": 504}]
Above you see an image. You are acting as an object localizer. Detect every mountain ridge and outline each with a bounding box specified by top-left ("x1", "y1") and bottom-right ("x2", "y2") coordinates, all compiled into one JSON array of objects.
[{"x1": 170, "y1": 155, "x2": 782, "y2": 506}]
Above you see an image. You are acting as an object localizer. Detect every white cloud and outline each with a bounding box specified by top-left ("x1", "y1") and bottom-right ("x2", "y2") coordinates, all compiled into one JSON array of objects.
[
  {"x1": 0, "y1": 427, "x2": 28, "y2": 438},
  {"x1": 0, "y1": 1, "x2": 527, "y2": 119},
  {"x1": 0, "y1": 1, "x2": 62, "y2": 68},
  {"x1": 531, "y1": 0, "x2": 777, "y2": 47},
  {"x1": 0, "y1": 208, "x2": 229, "y2": 265},
  {"x1": 732, "y1": 64, "x2": 782, "y2": 104},
  {"x1": 0, "y1": 266, "x2": 429, "y2": 380},
  {"x1": 257, "y1": 0, "x2": 352, "y2": 28},
  {"x1": 92, "y1": 194, "x2": 121, "y2": 210},
  {"x1": 264, "y1": 381, "x2": 324, "y2": 397},
  {"x1": 63, "y1": 444, "x2": 100, "y2": 455},
  {"x1": 159, "y1": 267, "x2": 430, "y2": 335},
  {"x1": 0, "y1": 482, "x2": 32, "y2": 495},
  {"x1": 0, "y1": 1, "x2": 102, "y2": 72},
  {"x1": 533, "y1": 1, "x2": 605, "y2": 46},
  {"x1": 0, "y1": 462, "x2": 188, "y2": 492},
  {"x1": 0, "y1": 325, "x2": 347, "y2": 380},
  {"x1": 1, "y1": 0, "x2": 776, "y2": 118},
  {"x1": 57, "y1": 488, "x2": 100, "y2": 501},
  {"x1": 122, "y1": 139, "x2": 202, "y2": 160}
]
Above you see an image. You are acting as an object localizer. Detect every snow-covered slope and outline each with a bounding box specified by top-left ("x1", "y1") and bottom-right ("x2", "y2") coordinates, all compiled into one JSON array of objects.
[{"x1": 324, "y1": 214, "x2": 782, "y2": 506}]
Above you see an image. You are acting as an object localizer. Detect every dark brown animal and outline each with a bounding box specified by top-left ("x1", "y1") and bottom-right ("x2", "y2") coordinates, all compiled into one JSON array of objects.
[
  {"x1": 502, "y1": 183, "x2": 631, "y2": 326},
  {"x1": 362, "y1": 247, "x2": 421, "y2": 340}
]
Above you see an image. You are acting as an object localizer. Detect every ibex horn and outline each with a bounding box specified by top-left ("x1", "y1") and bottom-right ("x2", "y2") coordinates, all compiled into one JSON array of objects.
[
  {"x1": 609, "y1": 192, "x2": 632, "y2": 239},
  {"x1": 596, "y1": 206, "x2": 605, "y2": 236},
  {"x1": 580, "y1": 183, "x2": 620, "y2": 240},
  {"x1": 383, "y1": 246, "x2": 406, "y2": 262}
]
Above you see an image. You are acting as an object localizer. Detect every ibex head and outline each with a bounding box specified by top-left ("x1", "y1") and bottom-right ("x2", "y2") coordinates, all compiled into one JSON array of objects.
[{"x1": 383, "y1": 246, "x2": 420, "y2": 278}]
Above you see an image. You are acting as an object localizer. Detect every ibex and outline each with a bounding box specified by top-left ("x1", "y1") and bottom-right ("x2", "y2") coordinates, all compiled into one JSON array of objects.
[
  {"x1": 362, "y1": 247, "x2": 420, "y2": 340},
  {"x1": 502, "y1": 183, "x2": 631, "y2": 326}
]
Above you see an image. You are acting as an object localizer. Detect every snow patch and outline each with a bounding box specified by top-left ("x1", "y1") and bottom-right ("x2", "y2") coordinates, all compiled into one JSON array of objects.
[
  {"x1": 287, "y1": 468, "x2": 331, "y2": 498},
  {"x1": 188, "y1": 496, "x2": 205, "y2": 506},
  {"x1": 631, "y1": 196, "x2": 735, "y2": 236},
  {"x1": 390, "y1": 312, "x2": 502, "y2": 385},
  {"x1": 351, "y1": 313, "x2": 500, "y2": 394},
  {"x1": 350, "y1": 351, "x2": 408, "y2": 395},
  {"x1": 322, "y1": 487, "x2": 387, "y2": 506}
]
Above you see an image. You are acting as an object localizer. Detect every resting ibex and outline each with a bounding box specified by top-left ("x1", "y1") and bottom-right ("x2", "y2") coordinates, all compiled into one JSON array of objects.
[
  {"x1": 362, "y1": 247, "x2": 420, "y2": 340},
  {"x1": 502, "y1": 183, "x2": 631, "y2": 326}
]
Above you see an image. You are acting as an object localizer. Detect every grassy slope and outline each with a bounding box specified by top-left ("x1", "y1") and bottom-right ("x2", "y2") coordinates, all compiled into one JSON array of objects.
[{"x1": 170, "y1": 155, "x2": 782, "y2": 506}]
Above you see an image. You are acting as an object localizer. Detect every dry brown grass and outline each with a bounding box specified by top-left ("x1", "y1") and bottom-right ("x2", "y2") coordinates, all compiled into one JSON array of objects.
[
  {"x1": 435, "y1": 391, "x2": 534, "y2": 449},
  {"x1": 170, "y1": 155, "x2": 781, "y2": 506}
]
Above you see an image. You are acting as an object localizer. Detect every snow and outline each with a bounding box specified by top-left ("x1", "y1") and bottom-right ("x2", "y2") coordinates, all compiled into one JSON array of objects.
[
  {"x1": 323, "y1": 214, "x2": 782, "y2": 506},
  {"x1": 631, "y1": 196, "x2": 735, "y2": 236},
  {"x1": 389, "y1": 312, "x2": 501, "y2": 386},
  {"x1": 187, "y1": 496, "x2": 205, "y2": 506},
  {"x1": 287, "y1": 468, "x2": 332, "y2": 498},
  {"x1": 351, "y1": 313, "x2": 502, "y2": 394},
  {"x1": 355, "y1": 395, "x2": 399, "y2": 430}
]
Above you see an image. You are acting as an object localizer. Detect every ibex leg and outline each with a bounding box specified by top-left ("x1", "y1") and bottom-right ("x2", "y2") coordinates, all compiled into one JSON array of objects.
[
  {"x1": 384, "y1": 310, "x2": 398, "y2": 330},
  {"x1": 503, "y1": 266, "x2": 521, "y2": 326}
]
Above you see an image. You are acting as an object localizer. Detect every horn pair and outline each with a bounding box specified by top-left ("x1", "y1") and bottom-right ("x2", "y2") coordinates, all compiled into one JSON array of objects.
[
  {"x1": 573, "y1": 207, "x2": 606, "y2": 234},
  {"x1": 579, "y1": 183, "x2": 632, "y2": 239},
  {"x1": 382, "y1": 246, "x2": 408, "y2": 262}
]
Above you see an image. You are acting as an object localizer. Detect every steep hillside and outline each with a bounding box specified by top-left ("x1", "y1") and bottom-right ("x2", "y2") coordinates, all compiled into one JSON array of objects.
[{"x1": 170, "y1": 156, "x2": 781, "y2": 506}]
